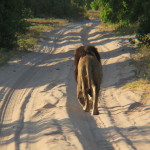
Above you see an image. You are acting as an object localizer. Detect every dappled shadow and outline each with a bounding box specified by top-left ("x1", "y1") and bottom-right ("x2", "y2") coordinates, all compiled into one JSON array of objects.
[
  {"x1": 1, "y1": 114, "x2": 150, "y2": 149},
  {"x1": 66, "y1": 69, "x2": 150, "y2": 149},
  {"x1": 98, "y1": 102, "x2": 150, "y2": 115},
  {"x1": 0, "y1": 50, "x2": 74, "y2": 90},
  {"x1": 0, "y1": 118, "x2": 75, "y2": 146},
  {"x1": 66, "y1": 71, "x2": 150, "y2": 149},
  {"x1": 100, "y1": 47, "x2": 131, "y2": 59},
  {"x1": 66, "y1": 68, "x2": 115, "y2": 150},
  {"x1": 102, "y1": 59, "x2": 136, "y2": 88},
  {"x1": 0, "y1": 19, "x2": 140, "y2": 149}
]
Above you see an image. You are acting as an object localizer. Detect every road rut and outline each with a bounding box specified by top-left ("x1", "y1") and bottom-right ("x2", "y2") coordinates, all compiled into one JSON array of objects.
[{"x1": 0, "y1": 19, "x2": 150, "y2": 150}]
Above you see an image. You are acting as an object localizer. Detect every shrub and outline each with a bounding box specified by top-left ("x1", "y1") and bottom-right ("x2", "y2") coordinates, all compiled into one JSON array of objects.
[
  {"x1": 17, "y1": 37, "x2": 37, "y2": 51},
  {"x1": 90, "y1": 0, "x2": 101, "y2": 10},
  {"x1": 0, "y1": 0, "x2": 28, "y2": 50},
  {"x1": 90, "y1": 0, "x2": 150, "y2": 45},
  {"x1": 24, "y1": 0, "x2": 85, "y2": 19}
]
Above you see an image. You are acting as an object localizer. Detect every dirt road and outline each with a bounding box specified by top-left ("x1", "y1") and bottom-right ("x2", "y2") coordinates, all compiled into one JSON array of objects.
[{"x1": 0, "y1": 19, "x2": 150, "y2": 150}]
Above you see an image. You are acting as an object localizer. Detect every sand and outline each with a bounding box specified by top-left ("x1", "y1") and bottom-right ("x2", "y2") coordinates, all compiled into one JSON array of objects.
[{"x1": 0, "y1": 19, "x2": 150, "y2": 150}]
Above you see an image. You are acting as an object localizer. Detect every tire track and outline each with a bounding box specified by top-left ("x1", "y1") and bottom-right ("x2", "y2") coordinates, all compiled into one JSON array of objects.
[
  {"x1": 66, "y1": 67, "x2": 114, "y2": 150},
  {"x1": 97, "y1": 44, "x2": 136, "y2": 150},
  {"x1": 0, "y1": 27, "x2": 69, "y2": 149},
  {"x1": 0, "y1": 19, "x2": 149, "y2": 150},
  {"x1": 14, "y1": 89, "x2": 33, "y2": 150},
  {"x1": 98, "y1": 39, "x2": 150, "y2": 149}
]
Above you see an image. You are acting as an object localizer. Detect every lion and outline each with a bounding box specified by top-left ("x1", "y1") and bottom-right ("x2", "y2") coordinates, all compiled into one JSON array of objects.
[
  {"x1": 74, "y1": 45, "x2": 101, "y2": 82},
  {"x1": 76, "y1": 47, "x2": 102, "y2": 115}
]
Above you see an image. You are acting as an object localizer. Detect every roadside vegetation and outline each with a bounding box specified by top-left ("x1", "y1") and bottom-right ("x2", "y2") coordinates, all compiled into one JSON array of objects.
[
  {"x1": 127, "y1": 44, "x2": 150, "y2": 100},
  {"x1": 0, "y1": 0, "x2": 86, "y2": 65},
  {"x1": 90, "y1": 0, "x2": 150, "y2": 101},
  {"x1": 17, "y1": 18, "x2": 68, "y2": 51},
  {"x1": 97, "y1": 20, "x2": 150, "y2": 100},
  {"x1": 0, "y1": 0, "x2": 149, "y2": 99},
  {"x1": 86, "y1": 10, "x2": 100, "y2": 19},
  {"x1": 0, "y1": 18, "x2": 68, "y2": 65},
  {"x1": 121, "y1": 42, "x2": 150, "y2": 100},
  {"x1": 96, "y1": 18, "x2": 150, "y2": 96}
]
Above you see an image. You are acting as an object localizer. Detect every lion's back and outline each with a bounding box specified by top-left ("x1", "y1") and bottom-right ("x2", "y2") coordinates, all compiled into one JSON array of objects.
[{"x1": 78, "y1": 55, "x2": 102, "y2": 85}]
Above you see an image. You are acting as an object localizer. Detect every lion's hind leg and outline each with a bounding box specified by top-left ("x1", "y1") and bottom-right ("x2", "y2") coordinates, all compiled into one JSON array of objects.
[
  {"x1": 77, "y1": 78, "x2": 85, "y2": 107},
  {"x1": 92, "y1": 86, "x2": 99, "y2": 115},
  {"x1": 81, "y1": 76, "x2": 90, "y2": 112},
  {"x1": 82, "y1": 92, "x2": 90, "y2": 112}
]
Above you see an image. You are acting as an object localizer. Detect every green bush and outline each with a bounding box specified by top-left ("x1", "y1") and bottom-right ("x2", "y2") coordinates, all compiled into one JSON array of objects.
[
  {"x1": 0, "y1": 0, "x2": 88, "y2": 51},
  {"x1": 24, "y1": 0, "x2": 85, "y2": 18},
  {"x1": 130, "y1": 0, "x2": 150, "y2": 44},
  {"x1": 18, "y1": 37, "x2": 37, "y2": 51},
  {"x1": 90, "y1": 0, "x2": 150, "y2": 45},
  {"x1": 0, "y1": 0, "x2": 28, "y2": 50},
  {"x1": 90, "y1": 0, "x2": 101, "y2": 10},
  {"x1": 94, "y1": 0, "x2": 132, "y2": 23}
]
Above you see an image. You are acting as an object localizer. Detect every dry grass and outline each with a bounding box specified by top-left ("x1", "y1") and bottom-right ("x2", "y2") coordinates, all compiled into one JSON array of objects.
[
  {"x1": 0, "y1": 18, "x2": 68, "y2": 65},
  {"x1": 29, "y1": 24, "x2": 54, "y2": 32},
  {"x1": 0, "y1": 50, "x2": 23, "y2": 66},
  {"x1": 123, "y1": 79, "x2": 150, "y2": 92},
  {"x1": 122, "y1": 45, "x2": 150, "y2": 102},
  {"x1": 123, "y1": 36, "x2": 149, "y2": 101},
  {"x1": 27, "y1": 18, "x2": 68, "y2": 33},
  {"x1": 99, "y1": 23, "x2": 118, "y2": 32},
  {"x1": 18, "y1": 18, "x2": 68, "y2": 51},
  {"x1": 122, "y1": 34, "x2": 149, "y2": 101},
  {"x1": 27, "y1": 18, "x2": 68, "y2": 25},
  {"x1": 133, "y1": 45, "x2": 150, "y2": 80},
  {"x1": 98, "y1": 22, "x2": 138, "y2": 35},
  {"x1": 98, "y1": 21, "x2": 150, "y2": 101},
  {"x1": 86, "y1": 10, "x2": 100, "y2": 19},
  {"x1": 122, "y1": 79, "x2": 150, "y2": 101}
]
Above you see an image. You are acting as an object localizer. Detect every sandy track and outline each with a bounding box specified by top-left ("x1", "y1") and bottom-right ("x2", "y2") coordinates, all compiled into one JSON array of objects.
[{"x1": 0, "y1": 19, "x2": 150, "y2": 150}]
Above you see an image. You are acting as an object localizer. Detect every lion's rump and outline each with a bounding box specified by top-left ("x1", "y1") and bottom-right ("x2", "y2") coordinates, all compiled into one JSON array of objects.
[{"x1": 74, "y1": 45, "x2": 101, "y2": 82}]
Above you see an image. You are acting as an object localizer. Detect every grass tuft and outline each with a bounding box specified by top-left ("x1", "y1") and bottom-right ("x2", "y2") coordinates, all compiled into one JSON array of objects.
[
  {"x1": 122, "y1": 79, "x2": 150, "y2": 101},
  {"x1": 17, "y1": 37, "x2": 38, "y2": 51},
  {"x1": 132, "y1": 45, "x2": 150, "y2": 80},
  {"x1": 98, "y1": 21, "x2": 150, "y2": 101},
  {"x1": 86, "y1": 10, "x2": 100, "y2": 19},
  {"x1": 0, "y1": 18, "x2": 68, "y2": 65},
  {"x1": 98, "y1": 22, "x2": 138, "y2": 35},
  {"x1": 0, "y1": 49, "x2": 22, "y2": 66},
  {"x1": 123, "y1": 79, "x2": 150, "y2": 91},
  {"x1": 17, "y1": 18, "x2": 68, "y2": 51}
]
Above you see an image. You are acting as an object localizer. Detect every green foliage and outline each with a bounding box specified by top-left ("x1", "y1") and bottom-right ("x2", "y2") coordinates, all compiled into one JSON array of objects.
[
  {"x1": 137, "y1": 33, "x2": 150, "y2": 45},
  {"x1": 0, "y1": 48, "x2": 22, "y2": 65},
  {"x1": 75, "y1": 0, "x2": 93, "y2": 9},
  {"x1": 0, "y1": 0, "x2": 87, "y2": 51},
  {"x1": 17, "y1": 37, "x2": 37, "y2": 51},
  {"x1": 93, "y1": 0, "x2": 133, "y2": 23},
  {"x1": 90, "y1": 0, "x2": 150, "y2": 45},
  {"x1": 86, "y1": 10, "x2": 100, "y2": 19},
  {"x1": 130, "y1": 0, "x2": 150, "y2": 44},
  {"x1": 1, "y1": 0, "x2": 150, "y2": 51},
  {"x1": 90, "y1": 0, "x2": 101, "y2": 10},
  {"x1": 0, "y1": 0, "x2": 28, "y2": 50},
  {"x1": 24, "y1": 0, "x2": 85, "y2": 18}
]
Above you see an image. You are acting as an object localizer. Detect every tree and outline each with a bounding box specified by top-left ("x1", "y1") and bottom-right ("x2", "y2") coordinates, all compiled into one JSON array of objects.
[
  {"x1": 0, "y1": 0, "x2": 27, "y2": 50},
  {"x1": 24, "y1": 0, "x2": 85, "y2": 18},
  {"x1": 90, "y1": 0, "x2": 150, "y2": 44}
]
